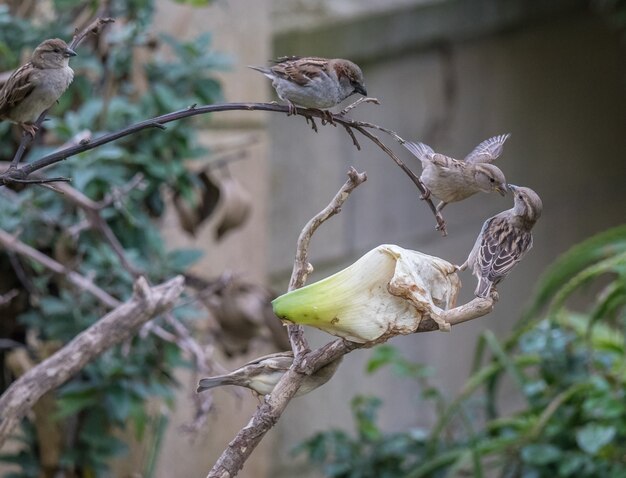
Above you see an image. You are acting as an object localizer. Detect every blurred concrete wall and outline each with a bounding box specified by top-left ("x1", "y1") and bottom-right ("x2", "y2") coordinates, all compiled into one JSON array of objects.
[
  {"x1": 147, "y1": 1, "x2": 626, "y2": 477},
  {"x1": 266, "y1": 2, "x2": 626, "y2": 477}
]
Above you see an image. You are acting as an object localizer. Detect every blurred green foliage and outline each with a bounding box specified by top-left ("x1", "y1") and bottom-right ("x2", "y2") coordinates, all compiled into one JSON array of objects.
[
  {"x1": 298, "y1": 225, "x2": 626, "y2": 477},
  {"x1": 0, "y1": 1, "x2": 226, "y2": 476}
]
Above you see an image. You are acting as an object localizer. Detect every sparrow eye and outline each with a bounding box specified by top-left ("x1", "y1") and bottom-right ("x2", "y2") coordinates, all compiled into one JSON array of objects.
[
  {"x1": 489, "y1": 177, "x2": 495, "y2": 183},
  {"x1": 53, "y1": 48, "x2": 60, "y2": 53}
]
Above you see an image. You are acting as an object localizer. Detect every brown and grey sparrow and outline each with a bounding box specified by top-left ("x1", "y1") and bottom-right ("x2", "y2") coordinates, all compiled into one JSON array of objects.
[
  {"x1": 0, "y1": 38, "x2": 76, "y2": 136},
  {"x1": 197, "y1": 351, "x2": 342, "y2": 397},
  {"x1": 457, "y1": 185, "x2": 542, "y2": 298},
  {"x1": 249, "y1": 56, "x2": 367, "y2": 115},
  {"x1": 403, "y1": 134, "x2": 510, "y2": 212}
]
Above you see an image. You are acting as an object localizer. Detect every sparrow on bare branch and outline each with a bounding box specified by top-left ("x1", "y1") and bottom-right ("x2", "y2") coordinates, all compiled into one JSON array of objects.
[
  {"x1": 249, "y1": 56, "x2": 367, "y2": 115},
  {"x1": 0, "y1": 38, "x2": 76, "y2": 137}
]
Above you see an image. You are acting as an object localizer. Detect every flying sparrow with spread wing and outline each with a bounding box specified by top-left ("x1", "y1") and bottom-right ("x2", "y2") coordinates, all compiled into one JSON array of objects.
[
  {"x1": 403, "y1": 134, "x2": 510, "y2": 212},
  {"x1": 197, "y1": 351, "x2": 342, "y2": 397},
  {"x1": 249, "y1": 56, "x2": 367, "y2": 115},
  {"x1": 0, "y1": 38, "x2": 76, "y2": 137},
  {"x1": 457, "y1": 185, "x2": 542, "y2": 298}
]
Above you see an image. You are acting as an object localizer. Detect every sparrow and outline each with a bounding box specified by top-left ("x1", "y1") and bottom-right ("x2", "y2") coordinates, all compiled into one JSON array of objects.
[
  {"x1": 0, "y1": 38, "x2": 77, "y2": 136},
  {"x1": 457, "y1": 185, "x2": 543, "y2": 298},
  {"x1": 197, "y1": 351, "x2": 342, "y2": 397},
  {"x1": 403, "y1": 134, "x2": 510, "y2": 212},
  {"x1": 249, "y1": 56, "x2": 367, "y2": 115}
]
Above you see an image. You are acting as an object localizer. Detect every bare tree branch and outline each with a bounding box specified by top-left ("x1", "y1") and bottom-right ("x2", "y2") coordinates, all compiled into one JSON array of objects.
[
  {"x1": 0, "y1": 101, "x2": 445, "y2": 234},
  {"x1": 207, "y1": 168, "x2": 367, "y2": 478},
  {"x1": 0, "y1": 275, "x2": 185, "y2": 449},
  {"x1": 51, "y1": 180, "x2": 144, "y2": 278},
  {"x1": 0, "y1": 228, "x2": 120, "y2": 308},
  {"x1": 287, "y1": 167, "x2": 367, "y2": 358}
]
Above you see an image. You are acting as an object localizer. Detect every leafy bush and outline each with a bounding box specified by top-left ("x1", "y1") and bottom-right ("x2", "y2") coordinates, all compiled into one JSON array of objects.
[
  {"x1": 298, "y1": 225, "x2": 626, "y2": 477},
  {"x1": 0, "y1": 1, "x2": 225, "y2": 476}
]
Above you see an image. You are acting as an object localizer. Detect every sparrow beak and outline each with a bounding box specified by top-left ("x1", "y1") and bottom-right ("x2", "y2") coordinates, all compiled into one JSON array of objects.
[
  {"x1": 507, "y1": 184, "x2": 518, "y2": 193},
  {"x1": 64, "y1": 48, "x2": 77, "y2": 58},
  {"x1": 496, "y1": 184, "x2": 508, "y2": 196},
  {"x1": 354, "y1": 84, "x2": 367, "y2": 96}
]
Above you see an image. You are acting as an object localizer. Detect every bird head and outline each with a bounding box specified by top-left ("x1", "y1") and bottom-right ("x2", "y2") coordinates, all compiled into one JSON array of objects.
[
  {"x1": 333, "y1": 59, "x2": 367, "y2": 98},
  {"x1": 32, "y1": 38, "x2": 76, "y2": 69},
  {"x1": 474, "y1": 164, "x2": 508, "y2": 196},
  {"x1": 508, "y1": 185, "x2": 543, "y2": 225}
]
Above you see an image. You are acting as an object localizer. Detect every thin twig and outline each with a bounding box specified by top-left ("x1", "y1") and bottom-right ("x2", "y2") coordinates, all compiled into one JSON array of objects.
[
  {"x1": 0, "y1": 228, "x2": 120, "y2": 308},
  {"x1": 0, "y1": 289, "x2": 18, "y2": 307},
  {"x1": 287, "y1": 167, "x2": 368, "y2": 357},
  {"x1": 0, "y1": 101, "x2": 445, "y2": 234},
  {"x1": 52, "y1": 181, "x2": 143, "y2": 278}
]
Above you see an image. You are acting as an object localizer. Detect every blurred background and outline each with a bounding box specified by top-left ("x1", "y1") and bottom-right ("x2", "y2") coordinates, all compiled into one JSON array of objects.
[{"x1": 1, "y1": 0, "x2": 625, "y2": 477}]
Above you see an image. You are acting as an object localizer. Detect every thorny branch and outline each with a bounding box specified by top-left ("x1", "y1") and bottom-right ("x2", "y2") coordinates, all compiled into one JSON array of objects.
[
  {"x1": 0, "y1": 101, "x2": 447, "y2": 235},
  {"x1": 0, "y1": 275, "x2": 185, "y2": 449}
]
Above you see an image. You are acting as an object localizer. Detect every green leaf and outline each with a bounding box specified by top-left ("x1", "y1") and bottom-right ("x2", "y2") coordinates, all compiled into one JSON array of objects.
[
  {"x1": 167, "y1": 248, "x2": 203, "y2": 271},
  {"x1": 521, "y1": 443, "x2": 562, "y2": 465},
  {"x1": 523, "y1": 225, "x2": 626, "y2": 321},
  {"x1": 576, "y1": 424, "x2": 616, "y2": 455}
]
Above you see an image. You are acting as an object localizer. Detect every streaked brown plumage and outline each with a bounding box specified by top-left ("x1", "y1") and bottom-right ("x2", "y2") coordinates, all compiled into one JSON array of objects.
[
  {"x1": 0, "y1": 38, "x2": 76, "y2": 136},
  {"x1": 458, "y1": 185, "x2": 542, "y2": 298},
  {"x1": 249, "y1": 56, "x2": 367, "y2": 114}
]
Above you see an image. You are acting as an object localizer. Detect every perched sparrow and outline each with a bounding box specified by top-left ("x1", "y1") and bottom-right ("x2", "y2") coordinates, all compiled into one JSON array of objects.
[
  {"x1": 457, "y1": 185, "x2": 542, "y2": 298},
  {"x1": 403, "y1": 134, "x2": 510, "y2": 212},
  {"x1": 0, "y1": 38, "x2": 76, "y2": 136},
  {"x1": 197, "y1": 351, "x2": 342, "y2": 397},
  {"x1": 249, "y1": 56, "x2": 367, "y2": 115}
]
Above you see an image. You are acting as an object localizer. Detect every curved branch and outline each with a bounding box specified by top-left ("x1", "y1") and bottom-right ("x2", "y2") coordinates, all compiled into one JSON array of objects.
[
  {"x1": 0, "y1": 275, "x2": 185, "y2": 450},
  {"x1": 287, "y1": 167, "x2": 368, "y2": 357},
  {"x1": 0, "y1": 101, "x2": 445, "y2": 235}
]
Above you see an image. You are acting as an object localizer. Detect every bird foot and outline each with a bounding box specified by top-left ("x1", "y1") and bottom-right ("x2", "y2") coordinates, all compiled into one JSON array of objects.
[
  {"x1": 20, "y1": 123, "x2": 38, "y2": 137},
  {"x1": 420, "y1": 188, "x2": 431, "y2": 200},
  {"x1": 287, "y1": 102, "x2": 298, "y2": 116},
  {"x1": 313, "y1": 109, "x2": 335, "y2": 125}
]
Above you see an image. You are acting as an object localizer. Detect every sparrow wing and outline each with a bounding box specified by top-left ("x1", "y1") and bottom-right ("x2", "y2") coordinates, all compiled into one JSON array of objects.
[
  {"x1": 403, "y1": 141, "x2": 435, "y2": 163},
  {"x1": 464, "y1": 134, "x2": 511, "y2": 164},
  {"x1": 478, "y1": 217, "x2": 532, "y2": 284},
  {"x1": 0, "y1": 63, "x2": 37, "y2": 115},
  {"x1": 242, "y1": 351, "x2": 294, "y2": 372},
  {"x1": 271, "y1": 57, "x2": 328, "y2": 86}
]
